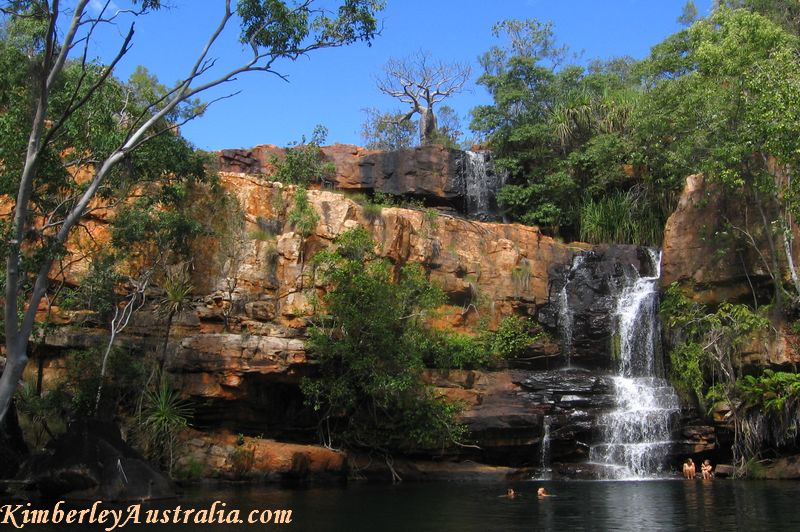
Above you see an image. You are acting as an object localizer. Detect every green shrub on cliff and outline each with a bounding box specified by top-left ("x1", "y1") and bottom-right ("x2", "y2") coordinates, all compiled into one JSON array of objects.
[
  {"x1": 660, "y1": 282, "x2": 782, "y2": 471},
  {"x1": 737, "y1": 370, "x2": 800, "y2": 453},
  {"x1": 301, "y1": 228, "x2": 465, "y2": 459},
  {"x1": 491, "y1": 316, "x2": 541, "y2": 359},
  {"x1": 288, "y1": 186, "x2": 320, "y2": 237},
  {"x1": 661, "y1": 284, "x2": 769, "y2": 402},
  {"x1": 579, "y1": 189, "x2": 664, "y2": 246},
  {"x1": 418, "y1": 329, "x2": 492, "y2": 369},
  {"x1": 412, "y1": 316, "x2": 540, "y2": 370},
  {"x1": 270, "y1": 125, "x2": 336, "y2": 185}
]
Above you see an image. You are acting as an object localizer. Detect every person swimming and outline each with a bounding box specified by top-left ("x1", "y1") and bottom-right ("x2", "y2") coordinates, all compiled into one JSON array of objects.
[
  {"x1": 505, "y1": 488, "x2": 516, "y2": 499},
  {"x1": 537, "y1": 487, "x2": 550, "y2": 498}
]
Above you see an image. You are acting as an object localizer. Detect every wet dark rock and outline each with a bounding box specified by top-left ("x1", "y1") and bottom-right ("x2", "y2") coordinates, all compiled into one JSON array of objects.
[
  {"x1": 20, "y1": 419, "x2": 174, "y2": 501},
  {"x1": 514, "y1": 369, "x2": 617, "y2": 463},
  {"x1": 518, "y1": 368, "x2": 613, "y2": 396},
  {"x1": 758, "y1": 455, "x2": 800, "y2": 479},
  {"x1": 714, "y1": 464, "x2": 736, "y2": 477},
  {"x1": 538, "y1": 246, "x2": 655, "y2": 370}
]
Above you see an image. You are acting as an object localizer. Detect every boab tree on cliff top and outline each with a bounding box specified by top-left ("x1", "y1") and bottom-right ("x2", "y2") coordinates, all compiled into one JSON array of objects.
[
  {"x1": 0, "y1": 0, "x2": 383, "y2": 426},
  {"x1": 377, "y1": 50, "x2": 470, "y2": 145}
]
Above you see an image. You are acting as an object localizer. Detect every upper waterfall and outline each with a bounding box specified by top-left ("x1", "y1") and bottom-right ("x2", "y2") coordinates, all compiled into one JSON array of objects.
[
  {"x1": 460, "y1": 150, "x2": 506, "y2": 221},
  {"x1": 616, "y1": 248, "x2": 664, "y2": 377}
]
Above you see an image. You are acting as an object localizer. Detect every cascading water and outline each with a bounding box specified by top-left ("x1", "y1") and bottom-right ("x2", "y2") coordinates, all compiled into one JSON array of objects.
[
  {"x1": 557, "y1": 255, "x2": 584, "y2": 366},
  {"x1": 461, "y1": 151, "x2": 506, "y2": 221},
  {"x1": 539, "y1": 415, "x2": 552, "y2": 479},
  {"x1": 588, "y1": 249, "x2": 681, "y2": 479}
]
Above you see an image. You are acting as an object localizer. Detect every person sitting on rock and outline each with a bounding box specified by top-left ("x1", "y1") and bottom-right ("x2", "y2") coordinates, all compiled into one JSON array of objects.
[
  {"x1": 701, "y1": 459, "x2": 713, "y2": 480},
  {"x1": 683, "y1": 458, "x2": 696, "y2": 479}
]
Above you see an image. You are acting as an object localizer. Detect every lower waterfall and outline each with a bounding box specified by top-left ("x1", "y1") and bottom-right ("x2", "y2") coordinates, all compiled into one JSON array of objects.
[{"x1": 588, "y1": 248, "x2": 681, "y2": 478}]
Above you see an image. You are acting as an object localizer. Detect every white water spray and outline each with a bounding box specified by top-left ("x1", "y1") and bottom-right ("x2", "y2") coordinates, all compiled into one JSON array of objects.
[
  {"x1": 462, "y1": 151, "x2": 505, "y2": 221},
  {"x1": 557, "y1": 255, "x2": 585, "y2": 366},
  {"x1": 589, "y1": 249, "x2": 681, "y2": 479}
]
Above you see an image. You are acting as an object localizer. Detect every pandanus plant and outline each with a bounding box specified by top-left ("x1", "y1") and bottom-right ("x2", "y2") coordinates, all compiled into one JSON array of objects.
[{"x1": 154, "y1": 267, "x2": 194, "y2": 364}]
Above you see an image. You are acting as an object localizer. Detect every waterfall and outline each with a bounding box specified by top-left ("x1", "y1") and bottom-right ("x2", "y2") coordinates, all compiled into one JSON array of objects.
[
  {"x1": 616, "y1": 249, "x2": 663, "y2": 377},
  {"x1": 557, "y1": 254, "x2": 584, "y2": 366},
  {"x1": 589, "y1": 249, "x2": 681, "y2": 479},
  {"x1": 461, "y1": 151, "x2": 505, "y2": 221},
  {"x1": 540, "y1": 415, "x2": 552, "y2": 478}
]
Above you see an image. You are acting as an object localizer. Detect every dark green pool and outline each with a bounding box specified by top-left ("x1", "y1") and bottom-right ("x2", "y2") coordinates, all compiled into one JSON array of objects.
[{"x1": 6, "y1": 479, "x2": 800, "y2": 531}]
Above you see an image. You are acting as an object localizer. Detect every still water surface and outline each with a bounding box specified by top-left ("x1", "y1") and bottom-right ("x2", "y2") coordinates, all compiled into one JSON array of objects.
[{"x1": 14, "y1": 480, "x2": 800, "y2": 531}]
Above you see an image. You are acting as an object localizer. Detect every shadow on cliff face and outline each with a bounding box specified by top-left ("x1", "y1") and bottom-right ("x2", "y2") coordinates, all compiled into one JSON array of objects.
[
  {"x1": 17, "y1": 419, "x2": 174, "y2": 501},
  {"x1": 0, "y1": 401, "x2": 28, "y2": 483},
  {"x1": 189, "y1": 377, "x2": 318, "y2": 442}
]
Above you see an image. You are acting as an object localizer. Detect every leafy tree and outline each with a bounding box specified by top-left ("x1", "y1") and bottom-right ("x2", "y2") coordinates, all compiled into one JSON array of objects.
[
  {"x1": 717, "y1": 0, "x2": 800, "y2": 35},
  {"x1": 678, "y1": 0, "x2": 700, "y2": 26},
  {"x1": 301, "y1": 228, "x2": 464, "y2": 468},
  {"x1": 377, "y1": 50, "x2": 470, "y2": 145},
  {"x1": 472, "y1": 19, "x2": 652, "y2": 239},
  {"x1": 0, "y1": 0, "x2": 383, "y2": 426},
  {"x1": 636, "y1": 7, "x2": 800, "y2": 306}
]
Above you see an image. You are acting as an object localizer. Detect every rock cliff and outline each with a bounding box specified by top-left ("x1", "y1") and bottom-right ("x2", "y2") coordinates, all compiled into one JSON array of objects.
[
  {"x1": 661, "y1": 173, "x2": 800, "y2": 370},
  {"x1": 219, "y1": 144, "x2": 505, "y2": 220},
  {"x1": 10, "y1": 146, "x2": 727, "y2": 482}
]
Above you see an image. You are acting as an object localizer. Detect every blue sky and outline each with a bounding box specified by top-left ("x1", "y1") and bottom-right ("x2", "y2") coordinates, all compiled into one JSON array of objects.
[{"x1": 92, "y1": 0, "x2": 713, "y2": 150}]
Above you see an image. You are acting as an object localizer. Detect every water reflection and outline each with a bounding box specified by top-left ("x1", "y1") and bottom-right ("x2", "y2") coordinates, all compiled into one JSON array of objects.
[{"x1": 7, "y1": 480, "x2": 800, "y2": 531}]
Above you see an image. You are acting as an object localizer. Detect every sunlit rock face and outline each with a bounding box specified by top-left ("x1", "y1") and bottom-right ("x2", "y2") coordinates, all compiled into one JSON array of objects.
[
  {"x1": 660, "y1": 173, "x2": 774, "y2": 304},
  {"x1": 661, "y1": 173, "x2": 800, "y2": 369},
  {"x1": 218, "y1": 144, "x2": 506, "y2": 220},
  {"x1": 18, "y1": 149, "x2": 742, "y2": 479},
  {"x1": 218, "y1": 144, "x2": 460, "y2": 204},
  {"x1": 24, "y1": 160, "x2": 583, "y2": 475}
]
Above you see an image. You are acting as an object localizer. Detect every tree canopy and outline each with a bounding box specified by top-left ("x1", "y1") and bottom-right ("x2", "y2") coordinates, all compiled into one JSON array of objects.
[
  {"x1": 637, "y1": 7, "x2": 800, "y2": 305},
  {"x1": 0, "y1": 0, "x2": 384, "y2": 425},
  {"x1": 471, "y1": 19, "x2": 657, "y2": 242},
  {"x1": 301, "y1": 228, "x2": 464, "y2": 457}
]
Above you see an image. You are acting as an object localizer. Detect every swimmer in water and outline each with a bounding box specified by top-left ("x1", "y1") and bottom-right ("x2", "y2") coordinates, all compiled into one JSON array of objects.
[
  {"x1": 537, "y1": 487, "x2": 550, "y2": 498},
  {"x1": 505, "y1": 488, "x2": 516, "y2": 499}
]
